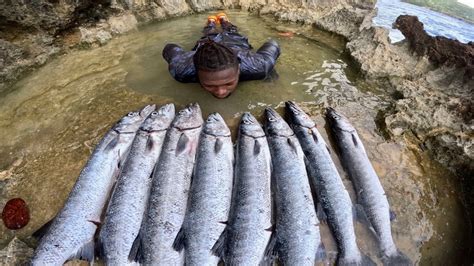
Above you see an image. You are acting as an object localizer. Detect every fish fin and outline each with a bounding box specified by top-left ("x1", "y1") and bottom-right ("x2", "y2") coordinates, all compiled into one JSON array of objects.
[
  {"x1": 68, "y1": 238, "x2": 95, "y2": 262},
  {"x1": 128, "y1": 232, "x2": 143, "y2": 263},
  {"x1": 287, "y1": 138, "x2": 299, "y2": 154},
  {"x1": 265, "y1": 224, "x2": 275, "y2": 232},
  {"x1": 316, "y1": 203, "x2": 328, "y2": 224},
  {"x1": 381, "y1": 250, "x2": 412, "y2": 266},
  {"x1": 263, "y1": 229, "x2": 278, "y2": 263},
  {"x1": 354, "y1": 204, "x2": 371, "y2": 226},
  {"x1": 32, "y1": 219, "x2": 54, "y2": 240},
  {"x1": 95, "y1": 234, "x2": 105, "y2": 260},
  {"x1": 325, "y1": 144, "x2": 332, "y2": 155},
  {"x1": 172, "y1": 227, "x2": 186, "y2": 252},
  {"x1": 146, "y1": 135, "x2": 155, "y2": 152},
  {"x1": 211, "y1": 227, "x2": 227, "y2": 259},
  {"x1": 351, "y1": 205, "x2": 358, "y2": 221},
  {"x1": 361, "y1": 253, "x2": 377, "y2": 266},
  {"x1": 390, "y1": 210, "x2": 396, "y2": 221},
  {"x1": 326, "y1": 250, "x2": 338, "y2": 264},
  {"x1": 311, "y1": 129, "x2": 319, "y2": 143},
  {"x1": 215, "y1": 138, "x2": 223, "y2": 154},
  {"x1": 337, "y1": 252, "x2": 375, "y2": 266},
  {"x1": 254, "y1": 139, "x2": 261, "y2": 155},
  {"x1": 351, "y1": 133, "x2": 358, "y2": 147},
  {"x1": 176, "y1": 133, "x2": 190, "y2": 156},
  {"x1": 315, "y1": 242, "x2": 326, "y2": 262},
  {"x1": 354, "y1": 204, "x2": 379, "y2": 239},
  {"x1": 104, "y1": 135, "x2": 120, "y2": 152}
]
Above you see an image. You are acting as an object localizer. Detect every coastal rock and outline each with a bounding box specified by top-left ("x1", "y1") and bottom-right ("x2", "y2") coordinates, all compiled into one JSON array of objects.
[
  {"x1": 0, "y1": 237, "x2": 34, "y2": 265},
  {"x1": 384, "y1": 67, "x2": 473, "y2": 174},
  {"x1": 393, "y1": 15, "x2": 474, "y2": 79},
  {"x1": 79, "y1": 27, "x2": 113, "y2": 45},
  {"x1": 108, "y1": 13, "x2": 138, "y2": 35}
]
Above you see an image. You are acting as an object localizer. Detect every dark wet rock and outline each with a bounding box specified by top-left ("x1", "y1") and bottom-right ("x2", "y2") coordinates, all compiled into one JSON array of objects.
[
  {"x1": 0, "y1": 237, "x2": 34, "y2": 265},
  {"x1": 0, "y1": 0, "x2": 110, "y2": 33},
  {"x1": 393, "y1": 15, "x2": 474, "y2": 79}
]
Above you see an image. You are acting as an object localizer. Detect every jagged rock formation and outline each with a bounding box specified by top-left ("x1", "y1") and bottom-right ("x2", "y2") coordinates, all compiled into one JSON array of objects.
[{"x1": 393, "y1": 15, "x2": 474, "y2": 79}]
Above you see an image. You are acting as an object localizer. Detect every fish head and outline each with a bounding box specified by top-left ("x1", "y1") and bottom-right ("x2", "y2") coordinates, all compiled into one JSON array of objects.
[
  {"x1": 173, "y1": 103, "x2": 203, "y2": 130},
  {"x1": 114, "y1": 104, "x2": 156, "y2": 133},
  {"x1": 140, "y1": 103, "x2": 176, "y2": 132},
  {"x1": 204, "y1": 112, "x2": 230, "y2": 136},
  {"x1": 239, "y1": 112, "x2": 265, "y2": 138},
  {"x1": 264, "y1": 107, "x2": 294, "y2": 137},
  {"x1": 285, "y1": 101, "x2": 315, "y2": 128},
  {"x1": 325, "y1": 107, "x2": 355, "y2": 132}
]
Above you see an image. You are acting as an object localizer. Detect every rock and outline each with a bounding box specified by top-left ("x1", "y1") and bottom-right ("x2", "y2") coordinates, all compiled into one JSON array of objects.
[
  {"x1": 393, "y1": 15, "x2": 474, "y2": 79},
  {"x1": 79, "y1": 27, "x2": 109, "y2": 45},
  {"x1": 108, "y1": 13, "x2": 138, "y2": 35},
  {"x1": 0, "y1": 237, "x2": 34, "y2": 265}
]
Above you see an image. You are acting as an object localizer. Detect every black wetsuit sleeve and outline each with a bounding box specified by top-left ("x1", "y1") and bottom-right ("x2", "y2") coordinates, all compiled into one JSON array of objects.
[
  {"x1": 238, "y1": 39, "x2": 281, "y2": 81},
  {"x1": 162, "y1": 43, "x2": 197, "y2": 83}
]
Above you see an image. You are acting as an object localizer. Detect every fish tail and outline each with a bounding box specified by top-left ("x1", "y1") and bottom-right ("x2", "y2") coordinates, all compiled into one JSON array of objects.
[
  {"x1": 382, "y1": 250, "x2": 412, "y2": 266},
  {"x1": 360, "y1": 253, "x2": 376, "y2": 266},
  {"x1": 337, "y1": 252, "x2": 376, "y2": 266}
]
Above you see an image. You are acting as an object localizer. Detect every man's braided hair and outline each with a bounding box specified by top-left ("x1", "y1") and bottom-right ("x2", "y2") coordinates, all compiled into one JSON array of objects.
[{"x1": 193, "y1": 40, "x2": 239, "y2": 72}]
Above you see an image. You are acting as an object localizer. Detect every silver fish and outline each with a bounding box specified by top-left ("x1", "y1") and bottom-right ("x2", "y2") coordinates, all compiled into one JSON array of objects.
[
  {"x1": 264, "y1": 107, "x2": 325, "y2": 266},
  {"x1": 212, "y1": 112, "x2": 272, "y2": 265},
  {"x1": 132, "y1": 103, "x2": 203, "y2": 265},
  {"x1": 286, "y1": 102, "x2": 375, "y2": 266},
  {"x1": 325, "y1": 107, "x2": 411, "y2": 266},
  {"x1": 173, "y1": 112, "x2": 234, "y2": 266},
  {"x1": 98, "y1": 104, "x2": 175, "y2": 265},
  {"x1": 31, "y1": 104, "x2": 155, "y2": 265}
]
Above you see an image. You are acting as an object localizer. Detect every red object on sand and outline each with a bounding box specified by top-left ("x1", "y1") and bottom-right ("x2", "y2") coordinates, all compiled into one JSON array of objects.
[
  {"x1": 278, "y1": 31, "x2": 294, "y2": 37},
  {"x1": 2, "y1": 198, "x2": 30, "y2": 230}
]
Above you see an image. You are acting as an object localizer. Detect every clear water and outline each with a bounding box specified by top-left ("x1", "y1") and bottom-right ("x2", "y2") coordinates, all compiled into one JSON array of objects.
[
  {"x1": 0, "y1": 11, "x2": 470, "y2": 264},
  {"x1": 374, "y1": 0, "x2": 474, "y2": 43}
]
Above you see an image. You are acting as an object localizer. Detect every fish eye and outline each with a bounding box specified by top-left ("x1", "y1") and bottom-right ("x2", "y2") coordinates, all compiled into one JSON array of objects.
[
  {"x1": 151, "y1": 111, "x2": 159, "y2": 116},
  {"x1": 269, "y1": 117, "x2": 276, "y2": 122},
  {"x1": 127, "y1": 112, "x2": 135, "y2": 117},
  {"x1": 243, "y1": 119, "x2": 252, "y2": 125}
]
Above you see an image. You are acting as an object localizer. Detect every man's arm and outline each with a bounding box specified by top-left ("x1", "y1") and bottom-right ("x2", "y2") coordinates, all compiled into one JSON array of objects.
[
  {"x1": 238, "y1": 40, "x2": 281, "y2": 81},
  {"x1": 162, "y1": 44, "x2": 198, "y2": 83}
]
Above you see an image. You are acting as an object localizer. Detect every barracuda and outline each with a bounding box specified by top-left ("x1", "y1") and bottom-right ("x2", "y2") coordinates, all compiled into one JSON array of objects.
[
  {"x1": 212, "y1": 112, "x2": 272, "y2": 265},
  {"x1": 326, "y1": 107, "x2": 411, "y2": 266},
  {"x1": 31, "y1": 104, "x2": 155, "y2": 265},
  {"x1": 131, "y1": 103, "x2": 203, "y2": 265},
  {"x1": 286, "y1": 101, "x2": 375, "y2": 266},
  {"x1": 98, "y1": 104, "x2": 175, "y2": 265},
  {"x1": 173, "y1": 112, "x2": 234, "y2": 266}
]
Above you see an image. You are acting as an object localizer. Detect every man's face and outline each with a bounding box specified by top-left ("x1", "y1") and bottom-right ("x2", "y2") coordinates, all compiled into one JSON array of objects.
[{"x1": 198, "y1": 67, "x2": 239, "y2": 99}]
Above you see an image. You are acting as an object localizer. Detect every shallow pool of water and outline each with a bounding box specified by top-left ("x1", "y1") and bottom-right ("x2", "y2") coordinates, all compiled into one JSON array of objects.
[{"x1": 0, "y1": 11, "x2": 470, "y2": 264}]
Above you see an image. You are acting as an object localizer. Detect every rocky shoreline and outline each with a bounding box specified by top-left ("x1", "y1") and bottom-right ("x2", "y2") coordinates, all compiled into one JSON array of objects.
[{"x1": 0, "y1": 0, "x2": 472, "y2": 260}]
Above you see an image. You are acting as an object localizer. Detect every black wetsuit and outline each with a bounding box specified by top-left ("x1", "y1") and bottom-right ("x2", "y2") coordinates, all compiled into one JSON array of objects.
[{"x1": 162, "y1": 21, "x2": 281, "y2": 83}]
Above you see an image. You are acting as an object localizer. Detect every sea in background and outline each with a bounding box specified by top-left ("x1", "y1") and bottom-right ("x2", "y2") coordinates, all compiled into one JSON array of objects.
[{"x1": 373, "y1": 0, "x2": 474, "y2": 43}]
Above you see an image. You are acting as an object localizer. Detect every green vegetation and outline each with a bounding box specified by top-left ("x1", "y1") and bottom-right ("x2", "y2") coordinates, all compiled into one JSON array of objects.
[{"x1": 402, "y1": 0, "x2": 474, "y2": 23}]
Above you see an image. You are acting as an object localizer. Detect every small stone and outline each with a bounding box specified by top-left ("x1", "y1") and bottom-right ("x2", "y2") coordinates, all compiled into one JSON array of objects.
[{"x1": 0, "y1": 237, "x2": 34, "y2": 265}]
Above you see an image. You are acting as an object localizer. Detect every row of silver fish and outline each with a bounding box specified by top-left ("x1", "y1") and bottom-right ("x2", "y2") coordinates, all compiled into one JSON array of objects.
[{"x1": 31, "y1": 101, "x2": 411, "y2": 266}]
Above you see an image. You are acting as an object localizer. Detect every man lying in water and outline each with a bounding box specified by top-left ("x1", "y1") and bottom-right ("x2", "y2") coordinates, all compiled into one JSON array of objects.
[{"x1": 162, "y1": 13, "x2": 281, "y2": 98}]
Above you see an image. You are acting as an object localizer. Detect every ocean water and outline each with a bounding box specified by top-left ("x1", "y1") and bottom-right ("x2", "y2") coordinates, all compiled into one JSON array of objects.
[{"x1": 374, "y1": 0, "x2": 474, "y2": 43}]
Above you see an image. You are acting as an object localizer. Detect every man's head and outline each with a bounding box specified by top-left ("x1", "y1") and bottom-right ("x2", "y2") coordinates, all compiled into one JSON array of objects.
[{"x1": 194, "y1": 40, "x2": 240, "y2": 99}]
